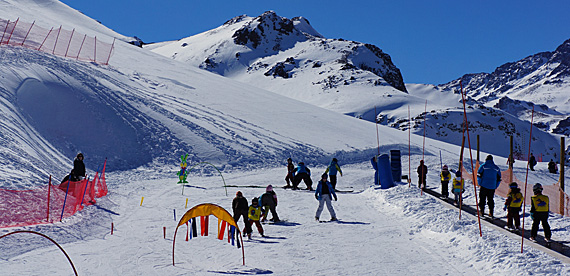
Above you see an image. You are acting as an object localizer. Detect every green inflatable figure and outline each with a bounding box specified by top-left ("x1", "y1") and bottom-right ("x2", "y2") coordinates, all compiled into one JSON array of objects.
[{"x1": 177, "y1": 154, "x2": 189, "y2": 184}]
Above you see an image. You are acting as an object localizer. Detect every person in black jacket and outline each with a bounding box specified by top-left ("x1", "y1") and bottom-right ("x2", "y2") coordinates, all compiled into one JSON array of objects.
[
  {"x1": 261, "y1": 185, "x2": 280, "y2": 222},
  {"x1": 417, "y1": 160, "x2": 428, "y2": 190},
  {"x1": 72, "y1": 153, "x2": 86, "y2": 181},
  {"x1": 232, "y1": 191, "x2": 251, "y2": 235}
]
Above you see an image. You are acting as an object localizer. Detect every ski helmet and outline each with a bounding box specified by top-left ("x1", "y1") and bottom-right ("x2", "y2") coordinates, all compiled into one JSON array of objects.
[
  {"x1": 509, "y1": 182, "x2": 518, "y2": 189},
  {"x1": 455, "y1": 170, "x2": 461, "y2": 177},
  {"x1": 442, "y1": 165, "x2": 448, "y2": 171},
  {"x1": 533, "y1": 183, "x2": 543, "y2": 193},
  {"x1": 252, "y1": 197, "x2": 259, "y2": 204},
  {"x1": 321, "y1": 173, "x2": 328, "y2": 179}
]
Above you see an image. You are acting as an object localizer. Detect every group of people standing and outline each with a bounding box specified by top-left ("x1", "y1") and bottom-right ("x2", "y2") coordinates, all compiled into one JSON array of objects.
[
  {"x1": 233, "y1": 157, "x2": 342, "y2": 238},
  {"x1": 419, "y1": 154, "x2": 552, "y2": 243}
]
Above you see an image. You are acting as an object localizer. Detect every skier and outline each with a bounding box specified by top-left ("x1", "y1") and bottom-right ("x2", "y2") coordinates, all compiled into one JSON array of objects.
[
  {"x1": 284, "y1": 158, "x2": 295, "y2": 188},
  {"x1": 232, "y1": 191, "x2": 251, "y2": 235},
  {"x1": 503, "y1": 183, "x2": 523, "y2": 231},
  {"x1": 548, "y1": 159, "x2": 558, "y2": 174},
  {"x1": 440, "y1": 165, "x2": 451, "y2": 198},
  {"x1": 417, "y1": 160, "x2": 428, "y2": 190},
  {"x1": 292, "y1": 162, "x2": 312, "y2": 190},
  {"x1": 260, "y1": 185, "x2": 280, "y2": 222},
  {"x1": 506, "y1": 154, "x2": 515, "y2": 169},
  {"x1": 529, "y1": 153, "x2": 537, "y2": 171},
  {"x1": 324, "y1": 157, "x2": 343, "y2": 190},
  {"x1": 451, "y1": 170, "x2": 464, "y2": 205},
  {"x1": 530, "y1": 183, "x2": 551, "y2": 243},
  {"x1": 477, "y1": 155, "x2": 501, "y2": 218},
  {"x1": 315, "y1": 173, "x2": 338, "y2": 221},
  {"x1": 247, "y1": 197, "x2": 265, "y2": 239},
  {"x1": 72, "y1": 153, "x2": 86, "y2": 181}
]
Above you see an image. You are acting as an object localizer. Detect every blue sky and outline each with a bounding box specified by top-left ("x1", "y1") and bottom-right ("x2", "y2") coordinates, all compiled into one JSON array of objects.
[{"x1": 61, "y1": 0, "x2": 570, "y2": 85}]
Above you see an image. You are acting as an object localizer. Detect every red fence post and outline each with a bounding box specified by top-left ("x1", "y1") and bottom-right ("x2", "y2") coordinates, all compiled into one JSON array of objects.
[
  {"x1": 1, "y1": 19, "x2": 10, "y2": 45},
  {"x1": 65, "y1": 28, "x2": 74, "y2": 57},
  {"x1": 105, "y1": 37, "x2": 115, "y2": 65},
  {"x1": 93, "y1": 36, "x2": 97, "y2": 62},
  {"x1": 6, "y1": 17, "x2": 19, "y2": 45},
  {"x1": 38, "y1": 27, "x2": 53, "y2": 51},
  {"x1": 21, "y1": 20, "x2": 34, "y2": 46},
  {"x1": 52, "y1": 25, "x2": 62, "y2": 55},
  {"x1": 46, "y1": 175, "x2": 52, "y2": 222},
  {"x1": 76, "y1": 34, "x2": 86, "y2": 60}
]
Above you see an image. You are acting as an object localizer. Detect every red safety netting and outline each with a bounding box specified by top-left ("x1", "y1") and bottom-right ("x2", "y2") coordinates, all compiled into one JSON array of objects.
[
  {"x1": 0, "y1": 17, "x2": 114, "y2": 65},
  {"x1": 461, "y1": 162, "x2": 570, "y2": 217},
  {"x1": 0, "y1": 160, "x2": 108, "y2": 228}
]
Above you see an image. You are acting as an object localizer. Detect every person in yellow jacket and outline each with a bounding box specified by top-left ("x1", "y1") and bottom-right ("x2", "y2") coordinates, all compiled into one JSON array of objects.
[
  {"x1": 503, "y1": 183, "x2": 523, "y2": 231},
  {"x1": 440, "y1": 165, "x2": 451, "y2": 198},
  {"x1": 451, "y1": 170, "x2": 464, "y2": 205},
  {"x1": 530, "y1": 183, "x2": 551, "y2": 242},
  {"x1": 247, "y1": 197, "x2": 265, "y2": 239}
]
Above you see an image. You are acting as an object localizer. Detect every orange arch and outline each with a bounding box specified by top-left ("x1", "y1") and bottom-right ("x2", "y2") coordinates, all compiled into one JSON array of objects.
[{"x1": 172, "y1": 203, "x2": 245, "y2": 266}]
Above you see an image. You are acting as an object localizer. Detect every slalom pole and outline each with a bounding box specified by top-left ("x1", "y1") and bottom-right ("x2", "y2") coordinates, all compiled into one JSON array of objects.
[
  {"x1": 375, "y1": 106, "x2": 381, "y2": 186},
  {"x1": 460, "y1": 80, "x2": 482, "y2": 237},
  {"x1": 46, "y1": 175, "x2": 51, "y2": 222},
  {"x1": 408, "y1": 105, "x2": 411, "y2": 188},
  {"x1": 60, "y1": 177, "x2": 72, "y2": 221},
  {"x1": 521, "y1": 106, "x2": 535, "y2": 253},
  {"x1": 421, "y1": 100, "x2": 427, "y2": 195}
]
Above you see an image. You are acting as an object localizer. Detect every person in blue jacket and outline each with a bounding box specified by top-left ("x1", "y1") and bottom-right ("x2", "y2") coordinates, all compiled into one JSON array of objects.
[
  {"x1": 324, "y1": 158, "x2": 343, "y2": 190},
  {"x1": 315, "y1": 173, "x2": 338, "y2": 221},
  {"x1": 292, "y1": 162, "x2": 313, "y2": 190},
  {"x1": 477, "y1": 155, "x2": 502, "y2": 218}
]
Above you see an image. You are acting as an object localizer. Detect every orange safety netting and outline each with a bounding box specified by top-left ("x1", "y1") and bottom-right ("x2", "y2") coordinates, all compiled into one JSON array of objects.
[
  {"x1": 0, "y1": 17, "x2": 114, "y2": 65},
  {"x1": 460, "y1": 162, "x2": 570, "y2": 217},
  {"x1": 0, "y1": 160, "x2": 108, "y2": 228}
]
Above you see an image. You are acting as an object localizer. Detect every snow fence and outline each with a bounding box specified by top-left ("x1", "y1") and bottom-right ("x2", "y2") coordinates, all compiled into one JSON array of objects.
[
  {"x1": 0, "y1": 17, "x2": 114, "y2": 65},
  {"x1": 460, "y1": 162, "x2": 570, "y2": 217},
  {"x1": 0, "y1": 161, "x2": 108, "y2": 228}
]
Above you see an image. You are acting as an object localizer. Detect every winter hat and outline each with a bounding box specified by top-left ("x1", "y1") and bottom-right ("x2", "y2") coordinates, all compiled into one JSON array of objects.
[
  {"x1": 442, "y1": 165, "x2": 448, "y2": 171},
  {"x1": 509, "y1": 182, "x2": 518, "y2": 189},
  {"x1": 266, "y1": 185, "x2": 273, "y2": 192},
  {"x1": 420, "y1": 160, "x2": 424, "y2": 164},
  {"x1": 332, "y1": 158, "x2": 338, "y2": 162},
  {"x1": 236, "y1": 191, "x2": 243, "y2": 197},
  {"x1": 252, "y1": 197, "x2": 259, "y2": 204},
  {"x1": 455, "y1": 171, "x2": 461, "y2": 177},
  {"x1": 533, "y1": 183, "x2": 543, "y2": 193},
  {"x1": 321, "y1": 173, "x2": 328, "y2": 179},
  {"x1": 486, "y1": 155, "x2": 493, "y2": 161}
]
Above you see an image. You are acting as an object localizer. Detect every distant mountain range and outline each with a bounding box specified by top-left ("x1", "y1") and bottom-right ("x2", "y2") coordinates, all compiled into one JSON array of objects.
[{"x1": 148, "y1": 11, "x2": 569, "y2": 159}]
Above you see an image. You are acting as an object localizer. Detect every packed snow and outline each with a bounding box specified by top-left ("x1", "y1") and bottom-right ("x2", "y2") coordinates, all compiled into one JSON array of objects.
[{"x1": 0, "y1": 1, "x2": 570, "y2": 275}]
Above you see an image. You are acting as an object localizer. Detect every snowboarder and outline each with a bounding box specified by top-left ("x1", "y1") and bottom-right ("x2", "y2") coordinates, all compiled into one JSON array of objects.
[
  {"x1": 232, "y1": 191, "x2": 252, "y2": 235},
  {"x1": 324, "y1": 157, "x2": 343, "y2": 190},
  {"x1": 417, "y1": 160, "x2": 427, "y2": 190},
  {"x1": 284, "y1": 158, "x2": 295, "y2": 188},
  {"x1": 260, "y1": 185, "x2": 280, "y2": 222},
  {"x1": 503, "y1": 182, "x2": 523, "y2": 231},
  {"x1": 452, "y1": 170, "x2": 464, "y2": 205},
  {"x1": 72, "y1": 153, "x2": 86, "y2": 181},
  {"x1": 548, "y1": 159, "x2": 558, "y2": 174},
  {"x1": 440, "y1": 165, "x2": 451, "y2": 198},
  {"x1": 292, "y1": 162, "x2": 312, "y2": 190},
  {"x1": 315, "y1": 173, "x2": 338, "y2": 221},
  {"x1": 247, "y1": 197, "x2": 265, "y2": 238},
  {"x1": 477, "y1": 155, "x2": 501, "y2": 218},
  {"x1": 529, "y1": 183, "x2": 551, "y2": 243},
  {"x1": 529, "y1": 153, "x2": 537, "y2": 171}
]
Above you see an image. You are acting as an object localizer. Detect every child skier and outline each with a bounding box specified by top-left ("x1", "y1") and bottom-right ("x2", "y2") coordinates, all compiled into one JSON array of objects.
[
  {"x1": 284, "y1": 158, "x2": 295, "y2": 188},
  {"x1": 530, "y1": 183, "x2": 551, "y2": 242},
  {"x1": 503, "y1": 182, "x2": 523, "y2": 231},
  {"x1": 324, "y1": 157, "x2": 343, "y2": 190},
  {"x1": 440, "y1": 165, "x2": 451, "y2": 198},
  {"x1": 261, "y1": 185, "x2": 280, "y2": 222},
  {"x1": 315, "y1": 173, "x2": 338, "y2": 221},
  {"x1": 247, "y1": 197, "x2": 265, "y2": 239},
  {"x1": 452, "y1": 170, "x2": 464, "y2": 205}
]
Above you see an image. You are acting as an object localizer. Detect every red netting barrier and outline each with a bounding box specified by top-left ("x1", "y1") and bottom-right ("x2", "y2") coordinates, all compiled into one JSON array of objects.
[
  {"x1": 0, "y1": 160, "x2": 108, "y2": 228},
  {"x1": 461, "y1": 162, "x2": 570, "y2": 217},
  {"x1": 0, "y1": 17, "x2": 114, "y2": 65}
]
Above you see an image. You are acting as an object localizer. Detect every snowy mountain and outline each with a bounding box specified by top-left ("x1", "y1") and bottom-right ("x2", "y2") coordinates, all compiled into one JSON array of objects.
[
  {"x1": 147, "y1": 11, "x2": 407, "y2": 115},
  {"x1": 438, "y1": 39, "x2": 570, "y2": 138},
  {"x1": 147, "y1": 11, "x2": 566, "y2": 161},
  {"x1": 2, "y1": 1, "x2": 570, "y2": 275}
]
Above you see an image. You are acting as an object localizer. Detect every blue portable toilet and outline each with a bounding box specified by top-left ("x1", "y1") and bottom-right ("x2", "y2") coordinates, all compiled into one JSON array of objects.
[
  {"x1": 390, "y1": 150, "x2": 402, "y2": 182},
  {"x1": 372, "y1": 154, "x2": 395, "y2": 189}
]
